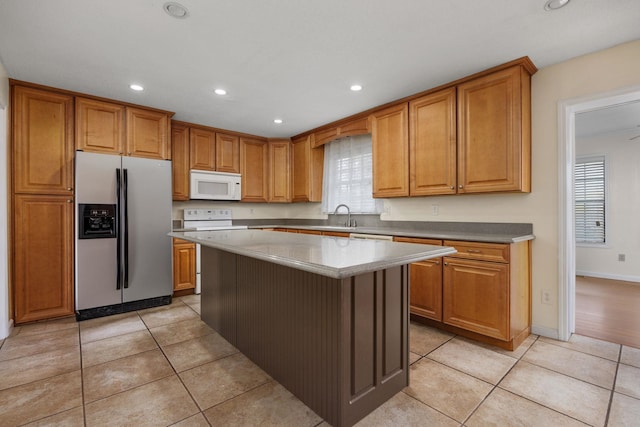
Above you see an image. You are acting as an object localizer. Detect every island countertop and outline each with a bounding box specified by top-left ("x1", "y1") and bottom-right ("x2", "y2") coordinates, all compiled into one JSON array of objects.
[{"x1": 170, "y1": 229, "x2": 456, "y2": 279}]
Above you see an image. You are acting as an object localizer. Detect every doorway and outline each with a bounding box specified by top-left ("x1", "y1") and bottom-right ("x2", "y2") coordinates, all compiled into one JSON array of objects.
[{"x1": 558, "y1": 86, "x2": 640, "y2": 343}]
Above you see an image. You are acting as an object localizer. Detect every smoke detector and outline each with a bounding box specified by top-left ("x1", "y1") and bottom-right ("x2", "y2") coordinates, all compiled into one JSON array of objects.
[{"x1": 164, "y1": 2, "x2": 189, "y2": 19}]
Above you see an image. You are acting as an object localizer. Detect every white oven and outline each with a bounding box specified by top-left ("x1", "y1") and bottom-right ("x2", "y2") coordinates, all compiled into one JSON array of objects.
[
  {"x1": 183, "y1": 208, "x2": 247, "y2": 293},
  {"x1": 190, "y1": 170, "x2": 241, "y2": 200}
]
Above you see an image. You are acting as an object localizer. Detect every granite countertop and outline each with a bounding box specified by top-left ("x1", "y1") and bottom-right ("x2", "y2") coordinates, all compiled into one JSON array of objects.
[
  {"x1": 246, "y1": 225, "x2": 535, "y2": 244},
  {"x1": 169, "y1": 229, "x2": 456, "y2": 279}
]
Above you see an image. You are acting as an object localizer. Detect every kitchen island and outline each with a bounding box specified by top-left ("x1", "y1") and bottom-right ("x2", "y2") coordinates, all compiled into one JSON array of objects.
[{"x1": 169, "y1": 229, "x2": 455, "y2": 427}]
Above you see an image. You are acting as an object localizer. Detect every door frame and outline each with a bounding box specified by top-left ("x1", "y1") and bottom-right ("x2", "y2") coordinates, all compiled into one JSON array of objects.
[{"x1": 557, "y1": 85, "x2": 640, "y2": 341}]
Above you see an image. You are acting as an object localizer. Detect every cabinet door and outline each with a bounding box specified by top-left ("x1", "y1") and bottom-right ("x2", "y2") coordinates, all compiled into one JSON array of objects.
[
  {"x1": 410, "y1": 88, "x2": 457, "y2": 196},
  {"x1": 216, "y1": 132, "x2": 240, "y2": 173},
  {"x1": 173, "y1": 240, "x2": 196, "y2": 292},
  {"x1": 126, "y1": 107, "x2": 169, "y2": 159},
  {"x1": 268, "y1": 140, "x2": 291, "y2": 202},
  {"x1": 13, "y1": 195, "x2": 74, "y2": 323},
  {"x1": 76, "y1": 97, "x2": 125, "y2": 155},
  {"x1": 409, "y1": 259, "x2": 443, "y2": 321},
  {"x1": 457, "y1": 66, "x2": 529, "y2": 193},
  {"x1": 171, "y1": 123, "x2": 190, "y2": 201},
  {"x1": 189, "y1": 127, "x2": 216, "y2": 170},
  {"x1": 240, "y1": 137, "x2": 269, "y2": 202},
  {"x1": 12, "y1": 86, "x2": 74, "y2": 195},
  {"x1": 292, "y1": 135, "x2": 324, "y2": 202},
  {"x1": 443, "y1": 257, "x2": 509, "y2": 340},
  {"x1": 370, "y1": 103, "x2": 409, "y2": 197}
]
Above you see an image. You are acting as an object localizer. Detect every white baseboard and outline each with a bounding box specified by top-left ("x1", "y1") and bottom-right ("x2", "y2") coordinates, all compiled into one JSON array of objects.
[
  {"x1": 532, "y1": 325, "x2": 560, "y2": 341},
  {"x1": 576, "y1": 270, "x2": 640, "y2": 284}
]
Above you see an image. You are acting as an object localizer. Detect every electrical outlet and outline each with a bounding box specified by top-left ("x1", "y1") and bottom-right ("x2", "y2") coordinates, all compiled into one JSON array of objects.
[
  {"x1": 431, "y1": 204, "x2": 439, "y2": 216},
  {"x1": 542, "y1": 289, "x2": 552, "y2": 305},
  {"x1": 618, "y1": 254, "x2": 626, "y2": 262}
]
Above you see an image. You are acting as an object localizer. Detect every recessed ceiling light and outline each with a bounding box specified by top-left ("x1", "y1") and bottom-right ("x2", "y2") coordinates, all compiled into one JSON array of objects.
[
  {"x1": 544, "y1": 0, "x2": 570, "y2": 11},
  {"x1": 129, "y1": 84, "x2": 144, "y2": 91},
  {"x1": 164, "y1": 2, "x2": 189, "y2": 18},
  {"x1": 274, "y1": 119, "x2": 283, "y2": 124},
  {"x1": 350, "y1": 84, "x2": 363, "y2": 92},
  {"x1": 214, "y1": 88, "x2": 227, "y2": 95}
]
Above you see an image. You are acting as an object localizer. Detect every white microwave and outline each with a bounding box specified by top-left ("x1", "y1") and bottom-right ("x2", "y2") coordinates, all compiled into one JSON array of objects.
[{"x1": 190, "y1": 170, "x2": 242, "y2": 200}]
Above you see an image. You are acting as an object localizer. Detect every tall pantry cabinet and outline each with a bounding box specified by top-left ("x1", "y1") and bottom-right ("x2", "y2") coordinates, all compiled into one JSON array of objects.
[{"x1": 11, "y1": 84, "x2": 75, "y2": 323}]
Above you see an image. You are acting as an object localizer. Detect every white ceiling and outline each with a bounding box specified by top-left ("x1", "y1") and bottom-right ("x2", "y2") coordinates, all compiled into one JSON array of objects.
[
  {"x1": 576, "y1": 101, "x2": 640, "y2": 139},
  {"x1": 1, "y1": 0, "x2": 639, "y2": 138}
]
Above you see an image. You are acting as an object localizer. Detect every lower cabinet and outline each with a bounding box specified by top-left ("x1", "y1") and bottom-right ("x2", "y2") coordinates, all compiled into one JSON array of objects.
[
  {"x1": 397, "y1": 237, "x2": 531, "y2": 350},
  {"x1": 13, "y1": 195, "x2": 75, "y2": 324},
  {"x1": 173, "y1": 238, "x2": 196, "y2": 293}
]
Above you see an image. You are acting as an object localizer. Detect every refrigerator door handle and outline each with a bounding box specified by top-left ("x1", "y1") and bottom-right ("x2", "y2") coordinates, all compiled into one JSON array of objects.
[
  {"x1": 123, "y1": 168, "x2": 129, "y2": 289},
  {"x1": 116, "y1": 168, "x2": 122, "y2": 291}
]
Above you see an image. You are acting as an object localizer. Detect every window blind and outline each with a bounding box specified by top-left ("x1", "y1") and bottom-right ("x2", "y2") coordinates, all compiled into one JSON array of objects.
[
  {"x1": 321, "y1": 134, "x2": 382, "y2": 214},
  {"x1": 575, "y1": 157, "x2": 605, "y2": 244}
]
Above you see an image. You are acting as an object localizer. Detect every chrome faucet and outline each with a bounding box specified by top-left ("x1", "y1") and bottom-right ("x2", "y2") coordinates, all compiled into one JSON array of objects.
[{"x1": 333, "y1": 204, "x2": 355, "y2": 227}]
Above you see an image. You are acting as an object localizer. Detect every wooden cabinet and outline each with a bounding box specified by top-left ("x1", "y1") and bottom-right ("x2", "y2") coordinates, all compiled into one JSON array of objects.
[
  {"x1": 398, "y1": 235, "x2": 531, "y2": 350},
  {"x1": 240, "y1": 137, "x2": 269, "y2": 202},
  {"x1": 268, "y1": 139, "x2": 291, "y2": 203},
  {"x1": 189, "y1": 127, "x2": 216, "y2": 170},
  {"x1": 370, "y1": 103, "x2": 409, "y2": 198},
  {"x1": 12, "y1": 86, "x2": 74, "y2": 195},
  {"x1": 171, "y1": 122, "x2": 190, "y2": 201},
  {"x1": 11, "y1": 84, "x2": 75, "y2": 324},
  {"x1": 76, "y1": 99, "x2": 170, "y2": 160},
  {"x1": 311, "y1": 116, "x2": 370, "y2": 147},
  {"x1": 173, "y1": 238, "x2": 196, "y2": 293},
  {"x1": 457, "y1": 65, "x2": 531, "y2": 193},
  {"x1": 442, "y1": 240, "x2": 531, "y2": 349},
  {"x1": 394, "y1": 237, "x2": 443, "y2": 321},
  {"x1": 126, "y1": 107, "x2": 170, "y2": 160},
  {"x1": 76, "y1": 97, "x2": 125, "y2": 154},
  {"x1": 409, "y1": 88, "x2": 457, "y2": 196},
  {"x1": 291, "y1": 135, "x2": 324, "y2": 202},
  {"x1": 13, "y1": 194, "x2": 75, "y2": 323},
  {"x1": 216, "y1": 132, "x2": 240, "y2": 173}
]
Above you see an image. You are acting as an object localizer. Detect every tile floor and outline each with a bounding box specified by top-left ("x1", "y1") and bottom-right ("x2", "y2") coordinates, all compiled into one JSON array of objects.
[{"x1": 1, "y1": 294, "x2": 639, "y2": 426}]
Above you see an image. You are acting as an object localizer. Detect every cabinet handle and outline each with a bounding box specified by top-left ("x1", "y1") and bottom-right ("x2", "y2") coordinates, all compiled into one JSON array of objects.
[
  {"x1": 450, "y1": 186, "x2": 455, "y2": 190},
  {"x1": 67, "y1": 187, "x2": 72, "y2": 191},
  {"x1": 435, "y1": 260, "x2": 440, "y2": 265},
  {"x1": 468, "y1": 249, "x2": 482, "y2": 253},
  {"x1": 67, "y1": 199, "x2": 73, "y2": 203},
  {"x1": 443, "y1": 262, "x2": 448, "y2": 266},
  {"x1": 459, "y1": 184, "x2": 463, "y2": 189}
]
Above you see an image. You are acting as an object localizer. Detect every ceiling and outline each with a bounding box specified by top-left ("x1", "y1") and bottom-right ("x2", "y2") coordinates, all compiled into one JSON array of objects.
[
  {"x1": 1, "y1": 0, "x2": 639, "y2": 138},
  {"x1": 576, "y1": 101, "x2": 640, "y2": 139}
]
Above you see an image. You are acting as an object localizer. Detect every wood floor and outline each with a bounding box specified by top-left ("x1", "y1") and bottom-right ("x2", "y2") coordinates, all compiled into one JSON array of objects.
[{"x1": 576, "y1": 276, "x2": 640, "y2": 349}]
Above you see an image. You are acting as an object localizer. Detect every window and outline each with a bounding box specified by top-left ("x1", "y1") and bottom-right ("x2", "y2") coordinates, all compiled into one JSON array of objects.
[
  {"x1": 321, "y1": 134, "x2": 382, "y2": 214},
  {"x1": 575, "y1": 156, "x2": 606, "y2": 244}
]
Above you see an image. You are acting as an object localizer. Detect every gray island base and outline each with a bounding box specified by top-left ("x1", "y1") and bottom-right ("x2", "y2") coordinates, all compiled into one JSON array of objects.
[{"x1": 170, "y1": 230, "x2": 455, "y2": 426}]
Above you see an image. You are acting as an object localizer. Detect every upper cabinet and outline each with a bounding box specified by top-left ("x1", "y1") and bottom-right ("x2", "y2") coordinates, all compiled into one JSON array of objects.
[
  {"x1": 409, "y1": 87, "x2": 457, "y2": 196},
  {"x1": 268, "y1": 139, "x2": 291, "y2": 203},
  {"x1": 291, "y1": 135, "x2": 324, "y2": 202},
  {"x1": 370, "y1": 103, "x2": 409, "y2": 198},
  {"x1": 457, "y1": 65, "x2": 531, "y2": 193},
  {"x1": 189, "y1": 127, "x2": 216, "y2": 170},
  {"x1": 216, "y1": 132, "x2": 240, "y2": 173},
  {"x1": 76, "y1": 97, "x2": 125, "y2": 155},
  {"x1": 171, "y1": 122, "x2": 190, "y2": 201},
  {"x1": 240, "y1": 137, "x2": 269, "y2": 202},
  {"x1": 75, "y1": 97, "x2": 171, "y2": 160},
  {"x1": 126, "y1": 107, "x2": 170, "y2": 160},
  {"x1": 12, "y1": 85, "x2": 74, "y2": 195}
]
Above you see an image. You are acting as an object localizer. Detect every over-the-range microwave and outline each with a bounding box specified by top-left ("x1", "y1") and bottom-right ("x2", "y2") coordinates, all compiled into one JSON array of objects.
[{"x1": 190, "y1": 170, "x2": 242, "y2": 200}]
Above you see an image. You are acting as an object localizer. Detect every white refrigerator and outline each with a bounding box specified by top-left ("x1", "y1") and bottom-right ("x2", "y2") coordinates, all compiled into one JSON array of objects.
[{"x1": 75, "y1": 151, "x2": 173, "y2": 320}]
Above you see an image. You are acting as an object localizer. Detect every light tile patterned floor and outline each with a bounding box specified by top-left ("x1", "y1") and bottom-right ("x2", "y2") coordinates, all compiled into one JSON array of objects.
[{"x1": 1, "y1": 294, "x2": 639, "y2": 426}]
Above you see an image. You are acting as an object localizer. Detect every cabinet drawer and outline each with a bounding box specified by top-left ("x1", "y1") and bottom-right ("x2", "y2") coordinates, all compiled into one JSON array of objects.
[
  {"x1": 173, "y1": 238, "x2": 194, "y2": 246},
  {"x1": 394, "y1": 236, "x2": 442, "y2": 246},
  {"x1": 444, "y1": 240, "x2": 509, "y2": 263}
]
